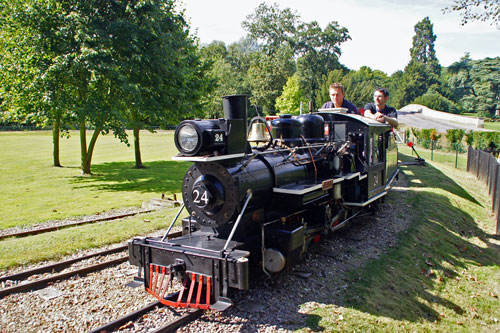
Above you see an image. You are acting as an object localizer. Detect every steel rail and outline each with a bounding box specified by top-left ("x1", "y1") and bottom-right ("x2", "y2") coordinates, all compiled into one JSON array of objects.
[
  {"x1": 0, "y1": 256, "x2": 129, "y2": 298},
  {"x1": 87, "y1": 300, "x2": 163, "y2": 333},
  {"x1": 0, "y1": 210, "x2": 154, "y2": 241},
  {"x1": 0, "y1": 245, "x2": 128, "y2": 283},
  {"x1": 0, "y1": 231, "x2": 183, "y2": 284},
  {"x1": 0, "y1": 231, "x2": 183, "y2": 298},
  {"x1": 87, "y1": 291, "x2": 202, "y2": 333},
  {"x1": 150, "y1": 309, "x2": 203, "y2": 333}
]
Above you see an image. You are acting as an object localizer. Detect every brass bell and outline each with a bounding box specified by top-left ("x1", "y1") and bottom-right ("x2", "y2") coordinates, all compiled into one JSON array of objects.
[{"x1": 247, "y1": 122, "x2": 269, "y2": 143}]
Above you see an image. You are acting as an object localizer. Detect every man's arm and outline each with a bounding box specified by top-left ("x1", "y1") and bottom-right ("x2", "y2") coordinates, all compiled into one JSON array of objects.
[
  {"x1": 364, "y1": 109, "x2": 398, "y2": 127},
  {"x1": 384, "y1": 108, "x2": 398, "y2": 127},
  {"x1": 383, "y1": 115, "x2": 398, "y2": 127},
  {"x1": 363, "y1": 104, "x2": 376, "y2": 119}
]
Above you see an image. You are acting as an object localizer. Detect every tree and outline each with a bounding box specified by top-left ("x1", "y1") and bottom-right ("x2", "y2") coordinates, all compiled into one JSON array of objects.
[
  {"x1": 242, "y1": 3, "x2": 350, "y2": 110},
  {"x1": 109, "y1": 1, "x2": 210, "y2": 168},
  {"x1": 468, "y1": 57, "x2": 500, "y2": 116},
  {"x1": 200, "y1": 39, "x2": 253, "y2": 118},
  {"x1": 246, "y1": 46, "x2": 295, "y2": 114},
  {"x1": 445, "y1": 129, "x2": 465, "y2": 149},
  {"x1": 0, "y1": 0, "x2": 79, "y2": 167},
  {"x1": 447, "y1": 53, "x2": 475, "y2": 102},
  {"x1": 275, "y1": 73, "x2": 308, "y2": 114},
  {"x1": 409, "y1": 17, "x2": 441, "y2": 76},
  {"x1": 294, "y1": 21, "x2": 350, "y2": 105},
  {"x1": 242, "y1": 3, "x2": 300, "y2": 54},
  {"x1": 444, "y1": 0, "x2": 500, "y2": 28},
  {"x1": 1, "y1": 0, "x2": 209, "y2": 173},
  {"x1": 447, "y1": 56, "x2": 500, "y2": 116},
  {"x1": 392, "y1": 17, "x2": 441, "y2": 108},
  {"x1": 413, "y1": 90, "x2": 460, "y2": 113}
]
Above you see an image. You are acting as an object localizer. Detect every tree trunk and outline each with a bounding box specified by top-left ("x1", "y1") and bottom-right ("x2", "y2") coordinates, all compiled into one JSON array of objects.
[
  {"x1": 79, "y1": 119, "x2": 100, "y2": 175},
  {"x1": 52, "y1": 114, "x2": 62, "y2": 167},
  {"x1": 79, "y1": 119, "x2": 88, "y2": 175},
  {"x1": 133, "y1": 126, "x2": 145, "y2": 169}
]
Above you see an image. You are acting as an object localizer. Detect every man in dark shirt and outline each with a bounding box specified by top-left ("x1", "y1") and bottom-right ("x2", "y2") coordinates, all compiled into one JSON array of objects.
[
  {"x1": 321, "y1": 82, "x2": 360, "y2": 114},
  {"x1": 364, "y1": 88, "x2": 398, "y2": 127}
]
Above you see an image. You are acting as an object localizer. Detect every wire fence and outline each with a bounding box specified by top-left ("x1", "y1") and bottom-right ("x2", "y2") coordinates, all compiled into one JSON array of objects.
[
  {"x1": 401, "y1": 139, "x2": 469, "y2": 170},
  {"x1": 467, "y1": 146, "x2": 500, "y2": 235}
]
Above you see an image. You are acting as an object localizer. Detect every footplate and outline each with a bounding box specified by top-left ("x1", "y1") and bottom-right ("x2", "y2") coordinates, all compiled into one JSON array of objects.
[{"x1": 146, "y1": 264, "x2": 212, "y2": 310}]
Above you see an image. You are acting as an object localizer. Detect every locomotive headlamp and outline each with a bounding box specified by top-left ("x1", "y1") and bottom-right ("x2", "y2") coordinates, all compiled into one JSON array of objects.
[
  {"x1": 177, "y1": 124, "x2": 199, "y2": 153},
  {"x1": 174, "y1": 120, "x2": 227, "y2": 156}
]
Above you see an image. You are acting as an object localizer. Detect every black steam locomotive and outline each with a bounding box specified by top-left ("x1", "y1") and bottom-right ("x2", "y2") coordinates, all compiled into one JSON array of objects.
[{"x1": 128, "y1": 95, "x2": 398, "y2": 310}]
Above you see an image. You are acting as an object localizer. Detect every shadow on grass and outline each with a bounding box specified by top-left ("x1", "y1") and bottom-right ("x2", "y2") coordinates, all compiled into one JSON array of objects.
[
  {"x1": 399, "y1": 152, "x2": 481, "y2": 206},
  {"x1": 336, "y1": 162, "x2": 500, "y2": 323},
  {"x1": 69, "y1": 160, "x2": 191, "y2": 194}
]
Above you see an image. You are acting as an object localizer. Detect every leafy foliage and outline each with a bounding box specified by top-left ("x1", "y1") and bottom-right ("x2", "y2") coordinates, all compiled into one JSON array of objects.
[
  {"x1": 242, "y1": 2, "x2": 350, "y2": 111},
  {"x1": 410, "y1": 17, "x2": 441, "y2": 76},
  {"x1": 411, "y1": 127, "x2": 421, "y2": 140},
  {"x1": 275, "y1": 73, "x2": 309, "y2": 114},
  {"x1": 465, "y1": 130, "x2": 475, "y2": 146},
  {"x1": 445, "y1": 129, "x2": 466, "y2": 148},
  {"x1": 472, "y1": 131, "x2": 500, "y2": 149},
  {"x1": 447, "y1": 55, "x2": 500, "y2": 116},
  {"x1": 246, "y1": 46, "x2": 295, "y2": 114},
  {"x1": 413, "y1": 90, "x2": 461, "y2": 114},
  {"x1": 199, "y1": 39, "x2": 253, "y2": 118},
  {"x1": 443, "y1": 0, "x2": 500, "y2": 28},
  {"x1": 391, "y1": 17, "x2": 441, "y2": 108}
]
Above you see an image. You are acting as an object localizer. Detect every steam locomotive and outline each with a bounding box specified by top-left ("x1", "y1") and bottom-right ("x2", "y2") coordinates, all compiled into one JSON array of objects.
[{"x1": 128, "y1": 95, "x2": 398, "y2": 311}]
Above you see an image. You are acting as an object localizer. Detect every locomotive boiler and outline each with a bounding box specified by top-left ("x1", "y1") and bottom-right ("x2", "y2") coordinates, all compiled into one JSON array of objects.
[{"x1": 128, "y1": 95, "x2": 398, "y2": 310}]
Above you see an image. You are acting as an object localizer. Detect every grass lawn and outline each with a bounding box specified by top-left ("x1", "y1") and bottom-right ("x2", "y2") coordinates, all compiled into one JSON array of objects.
[
  {"x1": 0, "y1": 130, "x2": 189, "y2": 230},
  {"x1": 303, "y1": 151, "x2": 500, "y2": 331},
  {"x1": 484, "y1": 122, "x2": 500, "y2": 131},
  {"x1": 399, "y1": 143, "x2": 468, "y2": 170}
]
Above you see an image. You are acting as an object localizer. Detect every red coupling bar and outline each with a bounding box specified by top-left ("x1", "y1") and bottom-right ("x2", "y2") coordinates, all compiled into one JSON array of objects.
[{"x1": 146, "y1": 264, "x2": 212, "y2": 310}]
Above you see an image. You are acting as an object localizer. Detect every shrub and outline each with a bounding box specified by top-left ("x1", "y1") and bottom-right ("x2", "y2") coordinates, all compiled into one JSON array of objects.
[
  {"x1": 471, "y1": 131, "x2": 500, "y2": 150},
  {"x1": 445, "y1": 129, "x2": 465, "y2": 149},
  {"x1": 411, "y1": 127, "x2": 421, "y2": 140},
  {"x1": 465, "y1": 130, "x2": 474, "y2": 146},
  {"x1": 413, "y1": 91, "x2": 460, "y2": 114}
]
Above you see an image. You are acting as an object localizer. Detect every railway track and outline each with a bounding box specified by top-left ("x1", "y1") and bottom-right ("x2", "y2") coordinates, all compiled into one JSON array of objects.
[
  {"x1": 88, "y1": 299, "x2": 203, "y2": 333},
  {"x1": 0, "y1": 196, "x2": 182, "y2": 240},
  {"x1": 0, "y1": 210, "x2": 154, "y2": 241},
  {"x1": 0, "y1": 231, "x2": 182, "y2": 298}
]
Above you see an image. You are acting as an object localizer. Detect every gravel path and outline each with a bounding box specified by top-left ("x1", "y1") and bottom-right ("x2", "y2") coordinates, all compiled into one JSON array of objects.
[{"x1": 0, "y1": 173, "x2": 411, "y2": 332}]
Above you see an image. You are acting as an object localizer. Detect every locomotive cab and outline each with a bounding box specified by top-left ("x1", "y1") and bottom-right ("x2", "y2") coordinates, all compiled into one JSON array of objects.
[{"x1": 316, "y1": 112, "x2": 398, "y2": 204}]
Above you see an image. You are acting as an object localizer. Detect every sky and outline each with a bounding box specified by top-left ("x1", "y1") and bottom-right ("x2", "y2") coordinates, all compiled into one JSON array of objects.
[{"x1": 178, "y1": 0, "x2": 500, "y2": 75}]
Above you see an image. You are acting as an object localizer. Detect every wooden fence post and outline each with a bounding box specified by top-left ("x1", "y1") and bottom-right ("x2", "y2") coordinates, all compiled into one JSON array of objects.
[
  {"x1": 495, "y1": 165, "x2": 500, "y2": 236},
  {"x1": 467, "y1": 146, "x2": 472, "y2": 172},
  {"x1": 489, "y1": 156, "x2": 498, "y2": 196},
  {"x1": 467, "y1": 147, "x2": 500, "y2": 235}
]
